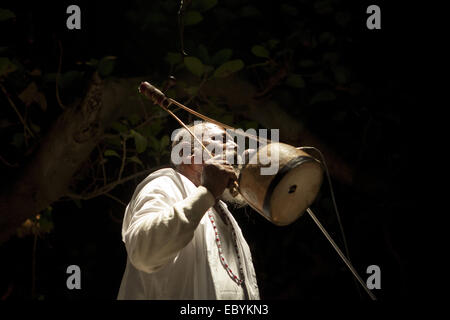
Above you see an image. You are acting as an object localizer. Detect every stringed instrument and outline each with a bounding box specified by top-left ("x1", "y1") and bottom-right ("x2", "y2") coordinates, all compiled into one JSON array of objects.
[{"x1": 138, "y1": 80, "x2": 377, "y2": 300}]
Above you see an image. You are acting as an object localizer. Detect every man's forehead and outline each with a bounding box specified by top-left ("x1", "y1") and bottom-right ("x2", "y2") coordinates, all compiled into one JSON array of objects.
[{"x1": 197, "y1": 123, "x2": 226, "y2": 137}]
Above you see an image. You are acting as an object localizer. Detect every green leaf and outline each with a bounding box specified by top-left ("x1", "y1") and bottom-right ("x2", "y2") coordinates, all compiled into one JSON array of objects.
[
  {"x1": 127, "y1": 113, "x2": 141, "y2": 126},
  {"x1": 73, "y1": 199, "x2": 82, "y2": 209},
  {"x1": 59, "y1": 71, "x2": 83, "y2": 88},
  {"x1": 319, "y1": 32, "x2": 335, "y2": 45},
  {"x1": 192, "y1": 0, "x2": 218, "y2": 12},
  {"x1": 240, "y1": 6, "x2": 262, "y2": 18},
  {"x1": 39, "y1": 219, "x2": 53, "y2": 234},
  {"x1": 240, "y1": 120, "x2": 259, "y2": 130},
  {"x1": 185, "y1": 86, "x2": 199, "y2": 96},
  {"x1": 98, "y1": 56, "x2": 116, "y2": 77},
  {"x1": 131, "y1": 130, "x2": 148, "y2": 153},
  {"x1": 104, "y1": 149, "x2": 120, "y2": 158},
  {"x1": 281, "y1": 4, "x2": 298, "y2": 16},
  {"x1": 335, "y1": 11, "x2": 351, "y2": 27},
  {"x1": 148, "y1": 136, "x2": 160, "y2": 151},
  {"x1": 138, "y1": 122, "x2": 162, "y2": 139},
  {"x1": 29, "y1": 122, "x2": 41, "y2": 133},
  {"x1": 127, "y1": 156, "x2": 144, "y2": 167},
  {"x1": 211, "y1": 49, "x2": 233, "y2": 66},
  {"x1": 299, "y1": 59, "x2": 315, "y2": 68},
  {"x1": 333, "y1": 66, "x2": 350, "y2": 85},
  {"x1": 213, "y1": 59, "x2": 244, "y2": 78},
  {"x1": 0, "y1": 57, "x2": 17, "y2": 77},
  {"x1": 38, "y1": 208, "x2": 54, "y2": 234},
  {"x1": 184, "y1": 10, "x2": 203, "y2": 26},
  {"x1": 323, "y1": 52, "x2": 340, "y2": 64},
  {"x1": 105, "y1": 136, "x2": 122, "y2": 148},
  {"x1": 314, "y1": 0, "x2": 333, "y2": 15},
  {"x1": 221, "y1": 114, "x2": 233, "y2": 125},
  {"x1": 203, "y1": 65, "x2": 214, "y2": 74},
  {"x1": 310, "y1": 90, "x2": 336, "y2": 105},
  {"x1": 147, "y1": 12, "x2": 165, "y2": 25},
  {"x1": 251, "y1": 45, "x2": 269, "y2": 58},
  {"x1": 197, "y1": 44, "x2": 210, "y2": 64},
  {"x1": 267, "y1": 39, "x2": 280, "y2": 49},
  {"x1": 43, "y1": 73, "x2": 57, "y2": 84},
  {"x1": 35, "y1": 206, "x2": 54, "y2": 233},
  {"x1": 160, "y1": 135, "x2": 170, "y2": 149},
  {"x1": 184, "y1": 56, "x2": 204, "y2": 77},
  {"x1": 111, "y1": 121, "x2": 128, "y2": 133},
  {"x1": 165, "y1": 52, "x2": 183, "y2": 65},
  {"x1": 85, "y1": 58, "x2": 99, "y2": 67},
  {"x1": 11, "y1": 132, "x2": 24, "y2": 148},
  {"x1": 147, "y1": 120, "x2": 163, "y2": 136},
  {"x1": 285, "y1": 74, "x2": 305, "y2": 88},
  {"x1": 0, "y1": 9, "x2": 15, "y2": 22},
  {"x1": 19, "y1": 82, "x2": 42, "y2": 108}
]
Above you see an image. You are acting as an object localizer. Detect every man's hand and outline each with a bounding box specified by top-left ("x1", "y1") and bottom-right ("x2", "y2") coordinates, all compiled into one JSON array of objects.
[{"x1": 201, "y1": 159, "x2": 238, "y2": 200}]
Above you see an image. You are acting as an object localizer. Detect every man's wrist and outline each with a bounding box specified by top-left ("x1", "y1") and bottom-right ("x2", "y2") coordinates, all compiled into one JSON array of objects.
[
  {"x1": 197, "y1": 185, "x2": 216, "y2": 205},
  {"x1": 200, "y1": 184, "x2": 218, "y2": 200}
]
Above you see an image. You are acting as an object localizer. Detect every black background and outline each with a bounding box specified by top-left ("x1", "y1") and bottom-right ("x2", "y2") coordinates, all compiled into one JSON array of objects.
[{"x1": 0, "y1": 0, "x2": 430, "y2": 302}]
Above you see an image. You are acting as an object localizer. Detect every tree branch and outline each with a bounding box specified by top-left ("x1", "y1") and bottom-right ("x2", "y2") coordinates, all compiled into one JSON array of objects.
[
  {"x1": 64, "y1": 168, "x2": 157, "y2": 201},
  {"x1": 0, "y1": 75, "x2": 150, "y2": 244},
  {"x1": 0, "y1": 82, "x2": 35, "y2": 138},
  {"x1": 178, "y1": 74, "x2": 355, "y2": 185},
  {"x1": 0, "y1": 73, "x2": 104, "y2": 243},
  {"x1": 118, "y1": 137, "x2": 127, "y2": 181}
]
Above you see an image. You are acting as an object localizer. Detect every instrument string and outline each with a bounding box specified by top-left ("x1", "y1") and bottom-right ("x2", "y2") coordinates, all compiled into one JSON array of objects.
[
  {"x1": 178, "y1": 0, "x2": 188, "y2": 56},
  {"x1": 306, "y1": 208, "x2": 376, "y2": 300},
  {"x1": 163, "y1": 102, "x2": 214, "y2": 158},
  {"x1": 298, "y1": 148, "x2": 352, "y2": 270},
  {"x1": 168, "y1": 97, "x2": 276, "y2": 148},
  {"x1": 159, "y1": 95, "x2": 244, "y2": 196},
  {"x1": 299, "y1": 146, "x2": 370, "y2": 300}
]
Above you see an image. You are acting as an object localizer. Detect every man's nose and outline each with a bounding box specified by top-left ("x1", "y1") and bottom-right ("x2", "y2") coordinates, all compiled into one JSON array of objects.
[{"x1": 226, "y1": 139, "x2": 238, "y2": 149}]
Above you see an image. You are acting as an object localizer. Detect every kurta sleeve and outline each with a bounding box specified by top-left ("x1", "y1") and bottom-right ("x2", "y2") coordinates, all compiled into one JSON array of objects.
[{"x1": 122, "y1": 175, "x2": 215, "y2": 273}]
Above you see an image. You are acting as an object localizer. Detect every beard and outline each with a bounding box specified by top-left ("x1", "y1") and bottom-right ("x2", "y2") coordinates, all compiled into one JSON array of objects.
[
  {"x1": 220, "y1": 187, "x2": 248, "y2": 208},
  {"x1": 219, "y1": 165, "x2": 248, "y2": 209}
]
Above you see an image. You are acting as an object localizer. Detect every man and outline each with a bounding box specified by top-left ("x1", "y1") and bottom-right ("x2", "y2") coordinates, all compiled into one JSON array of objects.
[{"x1": 117, "y1": 122, "x2": 260, "y2": 299}]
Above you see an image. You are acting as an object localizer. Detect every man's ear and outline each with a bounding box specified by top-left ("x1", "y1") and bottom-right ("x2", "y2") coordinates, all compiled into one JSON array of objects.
[
  {"x1": 184, "y1": 155, "x2": 202, "y2": 170},
  {"x1": 189, "y1": 149, "x2": 209, "y2": 165},
  {"x1": 186, "y1": 154, "x2": 195, "y2": 165}
]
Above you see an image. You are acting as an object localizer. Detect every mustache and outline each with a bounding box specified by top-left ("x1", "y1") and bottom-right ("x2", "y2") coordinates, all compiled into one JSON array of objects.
[
  {"x1": 220, "y1": 188, "x2": 248, "y2": 209},
  {"x1": 220, "y1": 165, "x2": 248, "y2": 208}
]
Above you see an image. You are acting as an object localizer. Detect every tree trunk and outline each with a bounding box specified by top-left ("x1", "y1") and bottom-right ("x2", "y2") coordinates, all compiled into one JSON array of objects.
[{"x1": 0, "y1": 74, "x2": 137, "y2": 244}]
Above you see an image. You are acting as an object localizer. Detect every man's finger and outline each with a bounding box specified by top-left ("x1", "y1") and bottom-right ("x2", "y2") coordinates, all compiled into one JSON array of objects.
[
  {"x1": 209, "y1": 154, "x2": 228, "y2": 163},
  {"x1": 227, "y1": 171, "x2": 238, "y2": 187},
  {"x1": 227, "y1": 169, "x2": 238, "y2": 180}
]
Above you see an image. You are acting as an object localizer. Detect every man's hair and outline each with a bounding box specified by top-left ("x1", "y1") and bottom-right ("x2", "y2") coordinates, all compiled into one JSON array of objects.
[{"x1": 170, "y1": 121, "x2": 219, "y2": 168}]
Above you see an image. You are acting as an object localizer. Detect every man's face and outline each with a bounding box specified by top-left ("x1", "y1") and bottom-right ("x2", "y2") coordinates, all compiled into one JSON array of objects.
[
  {"x1": 193, "y1": 123, "x2": 247, "y2": 207},
  {"x1": 199, "y1": 123, "x2": 238, "y2": 161}
]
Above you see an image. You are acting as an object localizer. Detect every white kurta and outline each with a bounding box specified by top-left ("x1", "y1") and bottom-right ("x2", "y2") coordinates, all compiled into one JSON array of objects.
[{"x1": 117, "y1": 168, "x2": 260, "y2": 300}]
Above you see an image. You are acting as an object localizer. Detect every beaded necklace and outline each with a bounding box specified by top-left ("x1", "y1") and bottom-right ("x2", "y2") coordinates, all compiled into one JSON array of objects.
[{"x1": 208, "y1": 203, "x2": 244, "y2": 286}]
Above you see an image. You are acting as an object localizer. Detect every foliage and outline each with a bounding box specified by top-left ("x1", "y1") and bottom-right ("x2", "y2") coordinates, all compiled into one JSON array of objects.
[
  {"x1": 16, "y1": 207, "x2": 54, "y2": 238},
  {"x1": 0, "y1": 0, "x2": 415, "y2": 300}
]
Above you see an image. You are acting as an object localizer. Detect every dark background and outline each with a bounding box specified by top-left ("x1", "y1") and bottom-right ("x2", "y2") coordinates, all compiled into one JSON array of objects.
[{"x1": 0, "y1": 0, "x2": 425, "y2": 300}]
